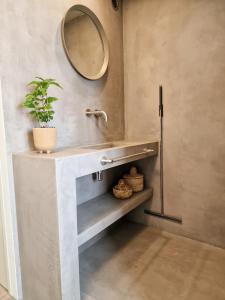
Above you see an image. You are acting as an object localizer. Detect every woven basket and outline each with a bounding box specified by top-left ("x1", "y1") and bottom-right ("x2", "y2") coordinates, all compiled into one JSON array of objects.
[
  {"x1": 123, "y1": 167, "x2": 144, "y2": 192},
  {"x1": 113, "y1": 179, "x2": 133, "y2": 199},
  {"x1": 113, "y1": 187, "x2": 133, "y2": 199}
]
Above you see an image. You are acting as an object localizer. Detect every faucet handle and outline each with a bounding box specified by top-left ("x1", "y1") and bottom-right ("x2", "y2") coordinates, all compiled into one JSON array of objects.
[{"x1": 85, "y1": 108, "x2": 108, "y2": 123}]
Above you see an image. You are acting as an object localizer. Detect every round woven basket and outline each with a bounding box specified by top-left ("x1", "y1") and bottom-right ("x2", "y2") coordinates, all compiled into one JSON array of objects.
[
  {"x1": 113, "y1": 187, "x2": 133, "y2": 199},
  {"x1": 123, "y1": 167, "x2": 144, "y2": 192},
  {"x1": 113, "y1": 179, "x2": 133, "y2": 199}
]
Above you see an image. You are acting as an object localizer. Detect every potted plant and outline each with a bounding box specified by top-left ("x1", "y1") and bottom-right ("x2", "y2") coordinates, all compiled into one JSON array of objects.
[{"x1": 23, "y1": 77, "x2": 62, "y2": 153}]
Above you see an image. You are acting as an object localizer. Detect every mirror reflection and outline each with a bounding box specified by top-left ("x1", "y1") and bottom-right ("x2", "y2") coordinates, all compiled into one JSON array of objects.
[{"x1": 62, "y1": 5, "x2": 109, "y2": 80}]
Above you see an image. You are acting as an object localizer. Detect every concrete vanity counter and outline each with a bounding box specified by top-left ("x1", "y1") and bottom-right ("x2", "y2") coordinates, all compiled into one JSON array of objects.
[
  {"x1": 14, "y1": 140, "x2": 158, "y2": 176},
  {"x1": 13, "y1": 140, "x2": 158, "y2": 300}
]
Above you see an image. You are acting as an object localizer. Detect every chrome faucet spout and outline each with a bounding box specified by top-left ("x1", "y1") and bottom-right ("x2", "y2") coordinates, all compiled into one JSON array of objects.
[
  {"x1": 96, "y1": 110, "x2": 108, "y2": 123},
  {"x1": 85, "y1": 109, "x2": 108, "y2": 123}
]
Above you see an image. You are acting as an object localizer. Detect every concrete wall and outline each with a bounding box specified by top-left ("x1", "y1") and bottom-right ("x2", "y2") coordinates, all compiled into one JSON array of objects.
[
  {"x1": 1, "y1": 0, "x2": 124, "y2": 153},
  {"x1": 123, "y1": 0, "x2": 225, "y2": 248}
]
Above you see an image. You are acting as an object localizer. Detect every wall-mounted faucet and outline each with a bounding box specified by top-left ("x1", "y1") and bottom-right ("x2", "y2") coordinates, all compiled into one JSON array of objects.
[{"x1": 85, "y1": 109, "x2": 108, "y2": 123}]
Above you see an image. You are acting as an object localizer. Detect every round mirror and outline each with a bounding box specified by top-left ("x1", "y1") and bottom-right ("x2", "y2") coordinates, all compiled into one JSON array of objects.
[{"x1": 62, "y1": 5, "x2": 109, "y2": 80}]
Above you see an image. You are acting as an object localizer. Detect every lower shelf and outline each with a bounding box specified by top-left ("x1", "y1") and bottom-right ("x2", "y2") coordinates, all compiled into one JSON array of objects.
[{"x1": 77, "y1": 188, "x2": 153, "y2": 246}]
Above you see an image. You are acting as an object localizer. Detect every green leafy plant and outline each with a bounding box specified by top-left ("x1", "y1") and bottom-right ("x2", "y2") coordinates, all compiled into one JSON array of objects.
[{"x1": 23, "y1": 77, "x2": 63, "y2": 128}]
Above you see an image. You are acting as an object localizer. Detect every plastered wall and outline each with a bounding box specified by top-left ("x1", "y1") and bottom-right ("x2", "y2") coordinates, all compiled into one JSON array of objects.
[
  {"x1": 123, "y1": 0, "x2": 225, "y2": 248},
  {"x1": 0, "y1": 0, "x2": 124, "y2": 153}
]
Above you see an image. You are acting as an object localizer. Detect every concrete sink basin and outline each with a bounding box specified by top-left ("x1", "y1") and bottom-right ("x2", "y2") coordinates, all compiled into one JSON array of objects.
[{"x1": 81, "y1": 142, "x2": 123, "y2": 150}]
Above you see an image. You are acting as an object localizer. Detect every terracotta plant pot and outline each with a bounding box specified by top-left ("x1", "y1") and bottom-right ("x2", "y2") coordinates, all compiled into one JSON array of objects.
[{"x1": 33, "y1": 128, "x2": 57, "y2": 154}]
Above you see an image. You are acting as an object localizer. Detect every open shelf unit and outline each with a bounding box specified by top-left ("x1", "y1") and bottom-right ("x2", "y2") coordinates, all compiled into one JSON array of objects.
[{"x1": 77, "y1": 188, "x2": 153, "y2": 246}]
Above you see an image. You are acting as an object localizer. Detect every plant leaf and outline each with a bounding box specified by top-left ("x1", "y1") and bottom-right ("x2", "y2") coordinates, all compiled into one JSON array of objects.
[
  {"x1": 50, "y1": 81, "x2": 63, "y2": 88},
  {"x1": 46, "y1": 97, "x2": 58, "y2": 103},
  {"x1": 22, "y1": 76, "x2": 63, "y2": 124},
  {"x1": 35, "y1": 77, "x2": 44, "y2": 81},
  {"x1": 27, "y1": 81, "x2": 41, "y2": 86}
]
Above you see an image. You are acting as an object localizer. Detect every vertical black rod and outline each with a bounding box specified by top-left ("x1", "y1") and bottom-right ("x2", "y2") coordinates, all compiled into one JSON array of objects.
[
  {"x1": 144, "y1": 86, "x2": 182, "y2": 224},
  {"x1": 159, "y1": 86, "x2": 164, "y2": 215}
]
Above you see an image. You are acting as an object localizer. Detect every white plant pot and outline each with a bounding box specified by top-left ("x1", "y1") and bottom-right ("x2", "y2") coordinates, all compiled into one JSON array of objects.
[{"x1": 33, "y1": 128, "x2": 57, "y2": 153}]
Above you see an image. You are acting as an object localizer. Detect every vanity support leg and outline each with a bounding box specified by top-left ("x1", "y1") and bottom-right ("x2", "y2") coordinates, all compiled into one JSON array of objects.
[
  {"x1": 13, "y1": 157, "x2": 80, "y2": 300},
  {"x1": 56, "y1": 162, "x2": 80, "y2": 300}
]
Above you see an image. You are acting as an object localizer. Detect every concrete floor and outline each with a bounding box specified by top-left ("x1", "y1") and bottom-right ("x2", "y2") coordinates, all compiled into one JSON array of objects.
[
  {"x1": 0, "y1": 285, "x2": 12, "y2": 300},
  {"x1": 80, "y1": 221, "x2": 225, "y2": 300}
]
